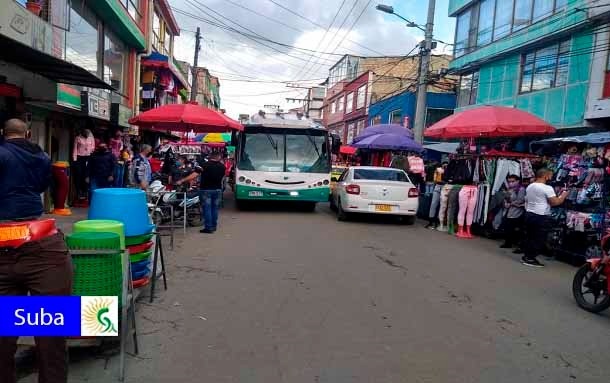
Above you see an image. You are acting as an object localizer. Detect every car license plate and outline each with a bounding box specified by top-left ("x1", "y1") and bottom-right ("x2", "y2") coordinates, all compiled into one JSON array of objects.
[
  {"x1": 249, "y1": 191, "x2": 264, "y2": 197},
  {"x1": 375, "y1": 204, "x2": 392, "y2": 212},
  {"x1": 0, "y1": 225, "x2": 29, "y2": 241}
]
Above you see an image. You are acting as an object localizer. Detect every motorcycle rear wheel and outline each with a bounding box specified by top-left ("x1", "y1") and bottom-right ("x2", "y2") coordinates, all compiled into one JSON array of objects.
[{"x1": 572, "y1": 264, "x2": 610, "y2": 313}]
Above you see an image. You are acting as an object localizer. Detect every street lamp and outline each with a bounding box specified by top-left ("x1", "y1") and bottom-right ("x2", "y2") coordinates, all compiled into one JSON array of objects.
[
  {"x1": 375, "y1": 4, "x2": 425, "y2": 32},
  {"x1": 375, "y1": 2, "x2": 436, "y2": 144}
]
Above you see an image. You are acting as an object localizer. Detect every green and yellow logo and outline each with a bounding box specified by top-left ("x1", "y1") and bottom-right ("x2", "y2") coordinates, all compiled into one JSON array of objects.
[{"x1": 81, "y1": 297, "x2": 118, "y2": 336}]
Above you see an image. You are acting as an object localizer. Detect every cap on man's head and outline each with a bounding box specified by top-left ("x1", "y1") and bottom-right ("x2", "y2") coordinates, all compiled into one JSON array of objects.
[{"x1": 3, "y1": 119, "x2": 28, "y2": 138}]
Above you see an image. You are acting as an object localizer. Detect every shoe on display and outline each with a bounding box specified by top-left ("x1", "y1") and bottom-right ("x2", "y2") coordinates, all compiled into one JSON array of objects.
[
  {"x1": 521, "y1": 256, "x2": 544, "y2": 268},
  {"x1": 437, "y1": 224, "x2": 448, "y2": 232}
]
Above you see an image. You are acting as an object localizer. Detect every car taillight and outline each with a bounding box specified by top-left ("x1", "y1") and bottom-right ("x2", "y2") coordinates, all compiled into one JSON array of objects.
[
  {"x1": 408, "y1": 188, "x2": 419, "y2": 198},
  {"x1": 346, "y1": 184, "x2": 360, "y2": 195}
]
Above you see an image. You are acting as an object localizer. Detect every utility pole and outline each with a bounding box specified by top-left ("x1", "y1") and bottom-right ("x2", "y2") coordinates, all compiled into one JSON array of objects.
[
  {"x1": 413, "y1": 0, "x2": 436, "y2": 144},
  {"x1": 190, "y1": 27, "x2": 201, "y2": 102}
]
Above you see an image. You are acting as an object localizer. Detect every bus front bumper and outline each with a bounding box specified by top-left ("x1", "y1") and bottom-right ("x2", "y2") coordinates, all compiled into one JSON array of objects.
[{"x1": 236, "y1": 185, "x2": 330, "y2": 202}]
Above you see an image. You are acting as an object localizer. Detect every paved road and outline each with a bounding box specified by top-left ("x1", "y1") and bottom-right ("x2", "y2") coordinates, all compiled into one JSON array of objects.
[{"x1": 20, "y1": 199, "x2": 610, "y2": 383}]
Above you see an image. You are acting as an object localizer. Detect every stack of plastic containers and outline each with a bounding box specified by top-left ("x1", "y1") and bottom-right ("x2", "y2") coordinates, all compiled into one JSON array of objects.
[{"x1": 88, "y1": 188, "x2": 156, "y2": 287}]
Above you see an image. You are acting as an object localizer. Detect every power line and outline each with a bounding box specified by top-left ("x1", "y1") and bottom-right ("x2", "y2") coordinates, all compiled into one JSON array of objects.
[
  {"x1": 265, "y1": 0, "x2": 386, "y2": 56},
  {"x1": 290, "y1": 0, "x2": 348, "y2": 82},
  {"x1": 177, "y1": 2, "x2": 342, "y2": 62}
]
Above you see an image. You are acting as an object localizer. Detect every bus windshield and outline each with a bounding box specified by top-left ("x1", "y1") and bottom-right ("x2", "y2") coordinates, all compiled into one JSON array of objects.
[{"x1": 239, "y1": 130, "x2": 330, "y2": 173}]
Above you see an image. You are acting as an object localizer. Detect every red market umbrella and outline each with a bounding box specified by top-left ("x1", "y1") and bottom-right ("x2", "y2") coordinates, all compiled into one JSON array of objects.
[
  {"x1": 339, "y1": 145, "x2": 357, "y2": 155},
  {"x1": 128, "y1": 101, "x2": 243, "y2": 132},
  {"x1": 424, "y1": 106, "x2": 556, "y2": 139}
]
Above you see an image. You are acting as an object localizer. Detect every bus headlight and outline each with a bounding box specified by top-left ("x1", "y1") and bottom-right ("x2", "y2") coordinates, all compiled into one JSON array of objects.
[
  {"x1": 245, "y1": 179, "x2": 252, "y2": 184},
  {"x1": 238, "y1": 176, "x2": 245, "y2": 182},
  {"x1": 323, "y1": 180, "x2": 330, "y2": 185}
]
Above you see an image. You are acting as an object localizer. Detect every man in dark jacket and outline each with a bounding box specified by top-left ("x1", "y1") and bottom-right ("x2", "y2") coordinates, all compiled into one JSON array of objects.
[
  {"x1": 0, "y1": 119, "x2": 72, "y2": 383},
  {"x1": 87, "y1": 143, "x2": 115, "y2": 195},
  {"x1": 176, "y1": 152, "x2": 226, "y2": 233}
]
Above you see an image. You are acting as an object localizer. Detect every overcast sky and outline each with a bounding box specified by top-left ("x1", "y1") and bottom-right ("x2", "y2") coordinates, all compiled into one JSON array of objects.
[{"x1": 169, "y1": 0, "x2": 455, "y2": 119}]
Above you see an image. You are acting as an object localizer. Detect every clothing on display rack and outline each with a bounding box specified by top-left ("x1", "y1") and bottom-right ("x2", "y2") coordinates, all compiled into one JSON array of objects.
[
  {"x1": 429, "y1": 184, "x2": 442, "y2": 221},
  {"x1": 446, "y1": 185, "x2": 462, "y2": 234},
  {"x1": 437, "y1": 184, "x2": 453, "y2": 231},
  {"x1": 492, "y1": 159, "x2": 521, "y2": 195},
  {"x1": 456, "y1": 185, "x2": 478, "y2": 238}
]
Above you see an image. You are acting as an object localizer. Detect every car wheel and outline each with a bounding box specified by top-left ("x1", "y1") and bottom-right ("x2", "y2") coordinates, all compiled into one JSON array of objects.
[{"x1": 337, "y1": 199, "x2": 349, "y2": 221}]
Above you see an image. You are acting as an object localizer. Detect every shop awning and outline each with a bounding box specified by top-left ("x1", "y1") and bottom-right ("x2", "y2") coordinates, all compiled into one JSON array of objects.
[
  {"x1": 423, "y1": 142, "x2": 459, "y2": 154},
  {"x1": 0, "y1": 34, "x2": 114, "y2": 91},
  {"x1": 141, "y1": 52, "x2": 188, "y2": 88},
  {"x1": 531, "y1": 132, "x2": 610, "y2": 145}
]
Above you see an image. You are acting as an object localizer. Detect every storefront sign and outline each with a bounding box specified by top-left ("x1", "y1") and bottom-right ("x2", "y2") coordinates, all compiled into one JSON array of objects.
[
  {"x1": 56, "y1": 84, "x2": 81, "y2": 111},
  {"x1": 82, "y1": 91, "x2": 110, "y2": 121},
  {"x1": 111, "y1": 103, "x2": 133, "y2": 128}
]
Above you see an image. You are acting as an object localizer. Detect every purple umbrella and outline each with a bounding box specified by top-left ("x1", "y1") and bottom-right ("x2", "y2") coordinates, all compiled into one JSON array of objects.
[
  {"x1": 353, "y1": 124, "x2": 413, "y2": 143},
  {"x1": 351, "y1": 133, "x2": 423, "y2": 152}
]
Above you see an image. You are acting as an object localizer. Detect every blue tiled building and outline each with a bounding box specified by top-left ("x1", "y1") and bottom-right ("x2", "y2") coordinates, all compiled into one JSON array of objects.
[{"x1": 368, "y1": 91, "x2": 456, "y2": 129}]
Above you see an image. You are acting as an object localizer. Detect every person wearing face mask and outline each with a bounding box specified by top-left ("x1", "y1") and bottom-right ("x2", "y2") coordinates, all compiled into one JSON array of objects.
[
  {"x1": 522, "y1": 168, "x2": 569, "y2": 267},
  {"x1": 500, "y1": 174, "x2": 525, "y2": 250}
]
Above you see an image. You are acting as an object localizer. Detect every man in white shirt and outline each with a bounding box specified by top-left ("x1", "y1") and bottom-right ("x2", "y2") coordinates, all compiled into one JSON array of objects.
[{"x1": 523, "y1": 168, "x2": 568, "y2": 267}]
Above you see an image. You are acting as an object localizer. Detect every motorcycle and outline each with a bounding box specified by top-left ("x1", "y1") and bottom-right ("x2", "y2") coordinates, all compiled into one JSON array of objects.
[
  {"x1": 572, "y1": 233, "x2": 610, "y2": 313},
  {"x1": 148, "y1": 181, "x2": 202, "y2": 227}
]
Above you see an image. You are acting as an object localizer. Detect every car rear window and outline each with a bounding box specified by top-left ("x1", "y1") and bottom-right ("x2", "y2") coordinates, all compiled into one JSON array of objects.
[{"x1": 353, "y1": 169, "x2": 409, "y2": 182}]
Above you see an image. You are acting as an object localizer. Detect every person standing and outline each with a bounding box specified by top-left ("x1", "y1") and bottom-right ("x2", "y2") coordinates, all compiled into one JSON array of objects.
[
  {"x1": 87, "y1": 143, "x2": 116, "y2": 196},
  {"x1": 500, "y1": 175, "x2": 526, "y2": 250},
  {"x1": 522, "y1": 168, "x2": 568, "y2": 267},
  {"x1": 108, "y1": 130, "x2": 124, "y2": 187},
  {"x1": 177, "y1": 152, "x2": 226, "y2": 233},
  {"x1": 130, "y1": 144, "x2": 153, "y2": 190},
  {"x1": 0, "y1": 119, "x2": 72, "y2": 383}
]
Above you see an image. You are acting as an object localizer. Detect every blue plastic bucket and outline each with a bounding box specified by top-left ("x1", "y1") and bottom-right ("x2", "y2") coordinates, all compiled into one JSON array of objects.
[{"x1": 89, "y1": 188, "x2": 154, "y2": 236}]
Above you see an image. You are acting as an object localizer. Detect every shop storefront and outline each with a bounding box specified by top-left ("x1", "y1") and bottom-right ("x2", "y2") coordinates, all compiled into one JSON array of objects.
[{"x1": 140, "y1": 52, "x2": 188, "y2": 111}]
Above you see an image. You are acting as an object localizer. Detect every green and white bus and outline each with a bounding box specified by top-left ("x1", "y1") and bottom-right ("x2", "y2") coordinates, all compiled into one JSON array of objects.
[{"x1": 233, "y1": 112, "x2": 335, "y2": 210}]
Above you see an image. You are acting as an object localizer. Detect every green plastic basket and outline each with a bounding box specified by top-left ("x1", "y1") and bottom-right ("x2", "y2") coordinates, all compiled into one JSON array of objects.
[
  {"x1": 66, "y1": 232, "x2": 123, "y2": 299},
  {"x1": 130, "y1": 250, "x2": 152, "y2": 263},
  {"x1": 125, "y1": 233, "x2": 154, "y2": 247}
]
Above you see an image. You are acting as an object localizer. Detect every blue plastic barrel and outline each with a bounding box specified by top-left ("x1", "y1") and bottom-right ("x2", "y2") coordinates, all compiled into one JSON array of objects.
[{"x1": 88, "y1": 188, "x2": 154, "y2": 237}]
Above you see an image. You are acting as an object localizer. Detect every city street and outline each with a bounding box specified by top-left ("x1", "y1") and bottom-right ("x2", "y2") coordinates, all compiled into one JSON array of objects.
[{"x1": 21, "y1": 198, "x2": 610, "y2": 383}]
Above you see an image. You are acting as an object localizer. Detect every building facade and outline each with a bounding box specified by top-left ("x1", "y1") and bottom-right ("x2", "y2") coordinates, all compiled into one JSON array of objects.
[
  {"x1": 448, "y1": 0, "x2": 610, "y2": 130},
  {"x1": 0, "y1": 0, "x2": 147, "y2": 160},
  {"x1": 368, "y1": 91, "x2": 456, "y2": 130},
  {"x1": 303, "y1": 86, "x2": 326, "y2": 124},
  {"x1": 195, "y1": 67, "x2": 221, "y2": 110},
  {"x1": 139, "y1": 0, "x2": 189, "y2": 112},
  {"x1": 323, "y1": 54, "x2": 454, "y2": 143}
]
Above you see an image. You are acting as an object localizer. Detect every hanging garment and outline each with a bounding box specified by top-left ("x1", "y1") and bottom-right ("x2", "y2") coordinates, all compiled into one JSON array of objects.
[
  {"x1": 438, "y1": 184, "x2": 453, "y2": 225},
  {"x1": 492, "y1": 159, "x2": 521, "y2": 195},
  {"x1": 472, "y1": 158, "x2": 480, "y2": 184},
  {"x1": 584, "y1": 168, "x2": 604, "y2": 184},
  {"x1": 457, "y1": 185, "x2": 479, "y2": 227},
  {"x1": 519, "y1": 159, "x2": 535, "y2": 179},
  {"x1": 447, "y1": 186, "x2": 462, "y2": 229},
  {"x1": 407, "y1": 156, "x2": 425, "y2": 175},
  {"x1": 429, "y1": 184, "x2": 442, "y2": 219},
  {"x1": 473, "y1": 184, "x2": 484, "y2": 224}
]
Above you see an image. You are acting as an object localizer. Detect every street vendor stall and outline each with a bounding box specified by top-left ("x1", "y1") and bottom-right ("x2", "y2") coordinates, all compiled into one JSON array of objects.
[
  {"x1": 423, "y1": 106, "x2": 556, "y2": 239},
  {"x1": 529, "y1": 132, "x2": 610, "y2": 261}
]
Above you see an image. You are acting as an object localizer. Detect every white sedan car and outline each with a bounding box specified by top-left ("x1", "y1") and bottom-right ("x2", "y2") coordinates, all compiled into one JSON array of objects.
[{"x1": 330, "y1": 166, "x2": 419, "y2": 224}]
